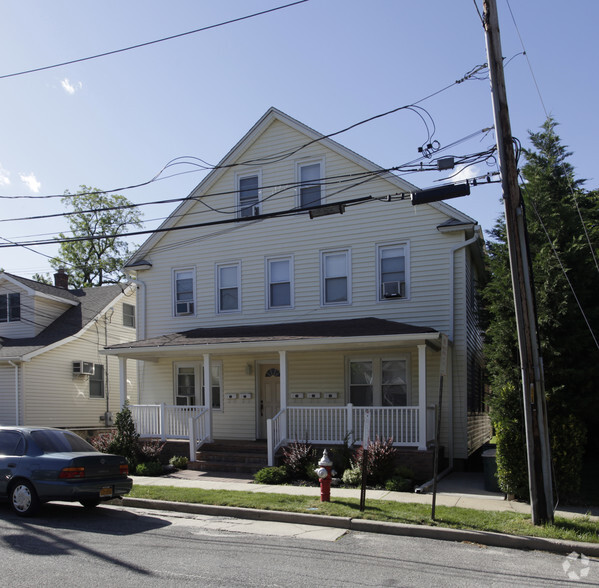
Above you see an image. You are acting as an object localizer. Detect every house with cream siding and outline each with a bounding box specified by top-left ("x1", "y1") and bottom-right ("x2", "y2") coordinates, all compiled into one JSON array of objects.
[
  {"x1": 0, "y1": 270, "x2": 138, "y2": 430},
  {"x1": 105, "y1": 107, "x2": 490, "y2": 476}
]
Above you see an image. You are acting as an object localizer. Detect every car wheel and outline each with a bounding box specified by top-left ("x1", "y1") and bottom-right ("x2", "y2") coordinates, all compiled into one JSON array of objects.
[
  {"x1": 10, "y1": 480, "x2": 40, "y2": 517},
  {"x1": 80, "y1": 499, "x2": 100, "y2": 509}
]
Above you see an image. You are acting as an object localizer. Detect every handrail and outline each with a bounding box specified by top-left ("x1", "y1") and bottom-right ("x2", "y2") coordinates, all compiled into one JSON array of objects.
[
  {"x1": 267, "y1": 408, "x2": 286, "y2": 466},
  {"x1": 188, "y1": 407, "x2": 211, "y2": 462}
]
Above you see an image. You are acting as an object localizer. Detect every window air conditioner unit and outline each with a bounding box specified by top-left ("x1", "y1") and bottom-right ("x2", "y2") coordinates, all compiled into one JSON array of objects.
[
  {"x1": 73, "y1": 361, "x2": 95, "y2": 376},
  {"x1": 176, "y1": 301, "x2": 193, "y2": 315},
  {"x1": 382, "y1": 281, "x2": 405, "y2": 299}
]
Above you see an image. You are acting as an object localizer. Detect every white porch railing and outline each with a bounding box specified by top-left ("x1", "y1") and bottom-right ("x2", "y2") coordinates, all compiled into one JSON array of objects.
[
  {"x1": 130, "y1": 404, "x2": 205, "y2": 440},
  {"x1": 188, "y1": 408, "x2": 211, "y2": 461},
  {"x1": 267, "y1": 404, "x2": 427, "y2": 466}
]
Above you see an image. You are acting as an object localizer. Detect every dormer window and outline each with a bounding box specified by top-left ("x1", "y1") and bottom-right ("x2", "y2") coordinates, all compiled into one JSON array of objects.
[
  {"x1": 238, "y1": 174, "x2": 260, "y2": 218},
  {"x1": 0, "y1": 293, "x2": 20, "y2": 322}
]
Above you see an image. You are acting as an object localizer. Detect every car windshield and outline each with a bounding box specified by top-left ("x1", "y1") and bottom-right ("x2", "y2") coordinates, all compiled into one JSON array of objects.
[{"x1": 31, "y1": 430, "x2": 97, "y2": 454}]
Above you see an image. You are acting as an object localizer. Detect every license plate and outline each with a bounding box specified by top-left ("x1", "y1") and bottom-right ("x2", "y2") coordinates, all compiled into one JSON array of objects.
[{"x1": 99, "y1": 486, "x2": 113, "y2": 497}]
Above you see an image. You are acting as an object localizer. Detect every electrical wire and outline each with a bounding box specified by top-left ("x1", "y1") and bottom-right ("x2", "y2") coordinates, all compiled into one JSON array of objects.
[{"x1": 0, "y1": 1, "x2": 309, "y2": 81}]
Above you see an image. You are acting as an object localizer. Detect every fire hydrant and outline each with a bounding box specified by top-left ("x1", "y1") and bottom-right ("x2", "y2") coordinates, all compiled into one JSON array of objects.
[{"x1": 314, "y1": 449, "x2": 336, "y2": 502}]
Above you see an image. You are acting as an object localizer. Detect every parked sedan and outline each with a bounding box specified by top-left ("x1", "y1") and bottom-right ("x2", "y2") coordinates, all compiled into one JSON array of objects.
[{"x1": 0, "y1": 426, "x2": 132, "y2": 516}]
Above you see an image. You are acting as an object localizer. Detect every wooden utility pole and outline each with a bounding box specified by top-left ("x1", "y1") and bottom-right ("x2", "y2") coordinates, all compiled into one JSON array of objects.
[{"x1": 483, "y1": 0, "x2": 554, "y2": 524}]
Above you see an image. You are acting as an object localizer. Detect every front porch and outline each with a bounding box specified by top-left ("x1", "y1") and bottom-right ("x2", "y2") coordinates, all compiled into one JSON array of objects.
[{"x1": 130, "y1": 402, "x2": 438, "y2": 468}]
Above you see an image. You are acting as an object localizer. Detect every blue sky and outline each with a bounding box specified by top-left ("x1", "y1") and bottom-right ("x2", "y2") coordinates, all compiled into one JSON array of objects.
[{"x1": 1, "y1": 0, "x2": 597, "y2": 279}]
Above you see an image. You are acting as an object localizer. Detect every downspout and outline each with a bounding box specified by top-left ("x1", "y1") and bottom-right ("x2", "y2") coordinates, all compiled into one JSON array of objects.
[
  {"x1": 8, "y1": 361, "x2": 20, "y2": 425},
  {"x1": 447, "y1": 225, "x2": 481, "y2": 468}
]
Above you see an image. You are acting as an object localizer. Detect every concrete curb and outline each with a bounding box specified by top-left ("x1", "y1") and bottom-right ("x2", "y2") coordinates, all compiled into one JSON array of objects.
[{"x1": 122, "y1": 497, "x2": 599, "y2": 557}]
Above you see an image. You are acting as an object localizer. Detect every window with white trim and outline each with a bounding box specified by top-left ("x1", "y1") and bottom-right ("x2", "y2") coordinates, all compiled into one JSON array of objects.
[
  {"x1": 174, "y1": 362, "x2": 222, "y2": 409},
  {"x1": 175, "y1": 363, "x2": 199, "y2": 406},
  {"x1": 0, "y1": 293, "x2": 21, "y2": 322},
  {"x1": 217, "y1": 263, "x2": 240, "y2": 312},
  {"x1": 378, "y1": 243, "x2": 408, "y2": 301},
  {"x1": 348, "y1": 357, "x2": 409, "y2": 406},
  {"x1": 122, "y1": 303, "x2": 135, "y2": 328},
  {"x1": 267, "y1": 257, "x2": 292, "y2": 308},
  {"x1": 89, "y1": 364, "x2": 105, "y2": 399},
  {"x1": 202, "y1": 362, "x2": 223, "y2": 410},
  {"x1": 174, "y1": 269, "x2": 195, "y2": 316},
  {"x1": 321, "y1": 249, "x2": 350, "y2": 305},
  {"x1": 238, "y1": 173, "x2": 260, "y2": 218},
  {"x1": 298, "y1": 161, "x2": 322, "y2": 208}
]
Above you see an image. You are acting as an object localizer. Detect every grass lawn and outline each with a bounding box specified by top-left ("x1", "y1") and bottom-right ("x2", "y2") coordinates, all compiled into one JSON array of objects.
[{"x1": 128, "y1": 484, "x2": 598, "y2": 544}]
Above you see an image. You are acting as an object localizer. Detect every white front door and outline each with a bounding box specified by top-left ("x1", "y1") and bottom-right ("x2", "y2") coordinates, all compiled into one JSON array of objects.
[{"x1": 258, "y1": 364, "x2": 280, "y2": 438}]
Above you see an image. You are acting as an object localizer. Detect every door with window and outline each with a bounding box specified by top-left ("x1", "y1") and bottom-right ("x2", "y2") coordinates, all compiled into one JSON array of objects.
[{"x1": 258, "y1": 365, "x2": 280, "y2": 438}]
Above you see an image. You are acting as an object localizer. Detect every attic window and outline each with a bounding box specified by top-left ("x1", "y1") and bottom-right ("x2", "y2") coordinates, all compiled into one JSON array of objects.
[
  {"x1": 238, "y1": 174, "x2": 260, "y2": 218},
  {"x1": 0, "y1": 293, "x2": 21, "y2": 322}
]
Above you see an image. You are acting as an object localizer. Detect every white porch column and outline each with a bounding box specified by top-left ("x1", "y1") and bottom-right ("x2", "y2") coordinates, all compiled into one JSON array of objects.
[
  {"x1": 278, "y1": 350, "x2": 288, "y2": 442},
  {"x1": 203, "y1": 354, "x2": 213, "y2": 442},
  {"x1": 418, "y1": 344, "x2": 427, "y2": 450},
  {"x1": 119, "y1": 356, "x2": 127, "y2": 408}
]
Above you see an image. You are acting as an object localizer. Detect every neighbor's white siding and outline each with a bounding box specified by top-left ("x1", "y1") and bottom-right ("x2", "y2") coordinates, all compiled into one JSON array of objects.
[
  {"x1": 0, "y1": 364, "x2": 18, "y2": 425},
  {"x1": 21, "y1": 298, "x2": 139, "y2": 428}
]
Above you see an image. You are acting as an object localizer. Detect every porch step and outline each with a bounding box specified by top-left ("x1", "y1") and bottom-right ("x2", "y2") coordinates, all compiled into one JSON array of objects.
[{"x1": 191, "y1": 440, "x2": 269, "y2": 474}]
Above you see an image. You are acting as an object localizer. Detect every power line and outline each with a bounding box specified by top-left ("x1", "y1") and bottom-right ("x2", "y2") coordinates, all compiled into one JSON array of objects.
[{"x1": 0, "y1": 1, "x2": 310, "y2": 81}]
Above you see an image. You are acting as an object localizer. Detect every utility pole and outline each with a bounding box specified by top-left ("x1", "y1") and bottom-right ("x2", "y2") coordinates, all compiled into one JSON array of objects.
[{"x1": 483, "y1": 0, "x2": 554, "y2": 524}]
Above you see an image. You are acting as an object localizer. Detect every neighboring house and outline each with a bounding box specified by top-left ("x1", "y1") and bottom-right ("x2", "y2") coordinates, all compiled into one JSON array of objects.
[
  {"x1": 104, "y1": 107, "x2": 490, "y2": 475},
  {"x1": 0, "y1": 269, "x2": 138, "y2": 430}
]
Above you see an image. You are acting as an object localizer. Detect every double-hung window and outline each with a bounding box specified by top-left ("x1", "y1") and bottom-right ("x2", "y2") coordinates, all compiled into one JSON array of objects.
[
  {"x1": 267, "y1": 257, "x2": 292, "y2": 308},
  {"x1": 174, "y1": 362, "x2": 222, "y2": 409},
  {"x1": 298, "y1": 161, "x2": 322, "y2": 208},
  {"x1": 378, "y1": 243, "x2": 408, "y2": 300},
  {"x1": 322, "y1": 250, "x2": 350, "y2": 305},
  {"x1": 0, "y1": 293, "x2": 21, "y2": 322},
  {"x1": 238, "y1": 174, "x2": 260, "y2": 218},
  {"x1": 217, "y1": 263, "x2": 240, "y2": 312},
  {"x1": 89, "y1": 364, "x2": 105, "y2": 399},
  {"x1": 348, "y1": 357, "x2": 409, "y2": 406},
  {"x1": 174, "y1": 269, "x2": 195, "y2": 316},
  {"x1": 122, "y1": 303, "x2": 135, "y2": 328}
]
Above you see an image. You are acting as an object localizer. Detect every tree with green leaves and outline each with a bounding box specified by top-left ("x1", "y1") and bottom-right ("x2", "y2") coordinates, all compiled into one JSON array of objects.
[
  {"x1": 38, "y1": 186, "x2": 143, "y2": 288},
  {"x1": 484, "y1": 118, "x2": 599, "y2": 501}
]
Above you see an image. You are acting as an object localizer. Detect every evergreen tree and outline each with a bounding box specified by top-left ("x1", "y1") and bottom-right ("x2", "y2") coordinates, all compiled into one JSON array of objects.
[{"x1": 484, "y1": 118, "x2": 599, "y2": 500}]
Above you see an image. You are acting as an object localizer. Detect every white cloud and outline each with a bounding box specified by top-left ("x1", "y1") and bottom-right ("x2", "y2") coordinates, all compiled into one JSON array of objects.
[
  {"x1": 0, "y1": 163, "x2": 10, "y2": 187},
  {"x1": 61, "y1": 78, "x2": 83, "y2": 94},
  {"x1": 452, "y1": 164, "x2": 482, "y2": 183},
  {"x1": 19, "y1": 172, "x2": 41, "y2": 193}
]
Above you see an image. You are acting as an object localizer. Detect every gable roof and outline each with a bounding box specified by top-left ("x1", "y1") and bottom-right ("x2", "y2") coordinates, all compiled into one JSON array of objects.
[
  {"x1": 0, "y1": 272, "x2": 80, "y2": 306},
  {"x1": 127, "y1": 107, "x2": 476, "y2": 267},
  {"x1": 0, "y1": 283, "x2": 127, "y2": 361}
]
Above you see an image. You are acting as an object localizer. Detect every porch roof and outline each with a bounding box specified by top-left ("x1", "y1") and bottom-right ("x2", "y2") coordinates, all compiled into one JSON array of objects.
[{"x1": 102, "y1": 317, "x2": 440, "y2": 359}]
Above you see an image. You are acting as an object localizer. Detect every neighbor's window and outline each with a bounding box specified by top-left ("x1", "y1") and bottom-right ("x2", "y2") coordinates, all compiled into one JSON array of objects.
[
  {"x1": 0, "y1": 292, "x2": 21, "y2": 322},
  {"x1": 89, "y1": 364, "x2": 105, "y2": 399},
  {"x1": 238, "y1": 174, "x2": 260, "y2": 218},
  {"x1": 321, "y1": 250, "x2": 350, "y2": 305},
  {"x1": 217, "y1": 263, "x2": 240, "y2": 312},
  {"x1": 378, "y1": 244, "x2": 408, "y2": 300},
  {"x1": 298, "y1": 162, "x2": 322, "y2": 208},
  {"x1": 267, "y1": 257, "x2": 292, "y2": 308},
  {"x1": 174, "y1": 269, "x2": 195, "y2": 316},
  {"x1": 122, "y1": 303, "x2": 135, "y2": 328}
]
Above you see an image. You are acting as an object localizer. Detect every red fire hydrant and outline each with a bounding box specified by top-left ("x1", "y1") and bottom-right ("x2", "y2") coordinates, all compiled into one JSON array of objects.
[{"x1": 314, "y1": 449, "x2": 336, "y2": 502}]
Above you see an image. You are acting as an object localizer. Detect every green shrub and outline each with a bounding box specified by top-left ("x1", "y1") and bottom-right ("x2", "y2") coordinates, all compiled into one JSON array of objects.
[
  {"x1": 169, "y1": 455, "x2": 189, "y2": 470},
  {"x1": 385, "y1": 476, "x2": 413, "y2": 492},
  {"x1": 136, "y1": 461, "x2": 164, "y2": 476},
  {"x1": 329, "y1": 434, "x2": 354, "y2": 477},
  {"x1": 341, "y1": 466, "x2": 362, "y2": 487},
  {"x1": 253, "y1": 466, "x2": 289, "y2": 485}
]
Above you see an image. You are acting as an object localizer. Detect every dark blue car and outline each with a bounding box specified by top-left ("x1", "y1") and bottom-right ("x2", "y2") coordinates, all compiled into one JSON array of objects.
[{"x1": 0, "y1": 426, "x2": 132, "y2": 516}]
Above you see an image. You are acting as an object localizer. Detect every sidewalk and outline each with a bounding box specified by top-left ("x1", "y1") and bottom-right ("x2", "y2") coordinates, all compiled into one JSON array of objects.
[{"x1": 129, "y1": 469, "x2": 599, "y2": 520}]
